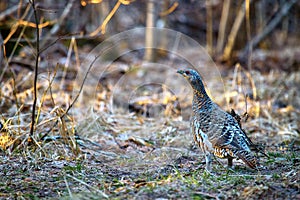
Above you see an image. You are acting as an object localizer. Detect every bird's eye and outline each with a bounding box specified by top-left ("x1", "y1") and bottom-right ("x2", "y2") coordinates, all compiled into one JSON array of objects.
[{"x1": 185, "y1": 71, "x2": 190, "y2": 75}]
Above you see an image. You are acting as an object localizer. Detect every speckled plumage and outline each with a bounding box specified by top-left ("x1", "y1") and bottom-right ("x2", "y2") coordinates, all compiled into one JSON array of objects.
[{"x1": 177, "y1": 69, "x2": 261, "y2": 171}]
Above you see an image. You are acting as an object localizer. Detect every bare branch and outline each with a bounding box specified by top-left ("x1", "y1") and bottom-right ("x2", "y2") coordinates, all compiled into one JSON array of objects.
[
  {"x1": 206, "y1": 0, "x2": 213, "y2": 56},
  {"x1": 40, "y1": 54, "x2": 101, "y2": 141},
  {"x1": 216, "y1": 0, "x2": 231, "y2": 54},
  {"x1": 0, "y1": 4, "x2": 24, "y2": 21},
  {"x1": 222, "y1": 0, "x2": 253, "y2": 61},
  {"x1": 90, "y1": 0, "x2": 133, "y2": 36},
  {"x1": 29, "y1": 0, "x2": 40, "y2": 137},
  {"x1": 239, "y1": 0, "x2": 297, "y2": 61}
]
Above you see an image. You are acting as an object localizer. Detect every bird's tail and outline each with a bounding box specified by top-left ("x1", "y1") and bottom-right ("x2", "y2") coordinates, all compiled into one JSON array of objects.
[
  {"x1": 229, "y1": 109, "x2": 269, "y2": 159},
  {"x1": 233, "y1": 149, "x2": 260, "y2": 169},
  {"x1": 250, "y1": 144, "x2": 269, "y2": 158}
]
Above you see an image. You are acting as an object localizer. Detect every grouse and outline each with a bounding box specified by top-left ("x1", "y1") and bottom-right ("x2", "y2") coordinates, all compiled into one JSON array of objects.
[{"x1": 177, "y1": 69, "x2": 262, "y2": 172}]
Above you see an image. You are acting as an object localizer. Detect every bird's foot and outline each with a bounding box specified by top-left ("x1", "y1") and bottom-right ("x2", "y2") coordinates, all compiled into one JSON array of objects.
[
  {"x1": 256, "y1": 165, "x2": 267, "y2": 171},
  {"x1": 226, "y1": 165, "x2": 235, "y2": 173},
  {"x1": 204, "y1": 167, "x2": 217, "y2": 176}
]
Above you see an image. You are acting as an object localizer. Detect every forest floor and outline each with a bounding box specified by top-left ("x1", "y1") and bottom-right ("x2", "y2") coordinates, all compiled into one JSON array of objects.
[{"x1": 0, "y1": 47, "x2": 299, "y2": 199}]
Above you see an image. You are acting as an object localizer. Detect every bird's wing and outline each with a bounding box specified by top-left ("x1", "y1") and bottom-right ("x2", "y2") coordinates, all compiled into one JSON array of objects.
[
  {"x1": 209, "y1": 111, "x2": 260, "y2": 169},
  {"x1": 214, "y1": 112, "x2": 251, "y2": 151},
  {"x1": 227, "y1": 111, "x2": 269, "y2": 157}
]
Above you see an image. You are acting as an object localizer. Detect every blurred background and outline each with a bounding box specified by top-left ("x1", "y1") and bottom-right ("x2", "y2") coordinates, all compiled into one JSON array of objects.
[{"x1": 1, "y1": 0, "x2": 300, "y2": 68}]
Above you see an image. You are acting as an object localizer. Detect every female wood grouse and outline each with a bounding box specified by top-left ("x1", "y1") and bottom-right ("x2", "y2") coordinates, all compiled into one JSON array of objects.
[{"x1": 177, "y1": 69, "x2": 261, "y2": 172}]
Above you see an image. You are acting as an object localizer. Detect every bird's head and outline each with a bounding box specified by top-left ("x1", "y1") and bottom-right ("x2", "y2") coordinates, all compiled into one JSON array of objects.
[
  {"x1": 177, "y1": 69, "x2": 203, "y2": 85},
  {"x1": 177, "y1": 69, "x2": 207, "y2": 97}
]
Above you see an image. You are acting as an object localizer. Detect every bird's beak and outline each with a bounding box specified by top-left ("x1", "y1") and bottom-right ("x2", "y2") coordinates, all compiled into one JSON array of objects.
[
  {"x1": 177, "y1": 70, "x2": 183, "y2": 74},
  {"x1": 177, "y1": 70, "x2": 187, "y2": 77}
]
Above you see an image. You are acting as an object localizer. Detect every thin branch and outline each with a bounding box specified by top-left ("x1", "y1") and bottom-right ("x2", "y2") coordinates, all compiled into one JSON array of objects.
[
  {"x1": 65, "y1": 55, "x2": 101, "y2": 117},
  {"x1": 206, "y1": 0, "x2": 213, "y2": 56},
  {"x1": 51, "y1": 0, "x2": 75, "y2": 35},
  {"x1": 216, "y1": 0, "x2": 231, "y2": 54},
  {"x1": 239, "y1": 0, "x2": 297, "y2": 61},
  {"x1": 66, "y1": 174, "x2": 108, "y2": 198},
  {"x1": 39, "y1": 33, "x2": 78, "y2": 54},
  {"x1": 222, "y1": 0, "x2": 253, "y2": 61},
  {"x1": 245, "y1": 0, "x2": 252, "y2": 69},
  {"x1": 159, "y1": 1, "x2": 178, "y2": 17},
  {"x1": 40, "y1": 0, "x2": 75, "y2": 48},
  {"x1": 90, "y1": 1, "x2": 121, "y2": 36},
  {"x1": 90, "y1": 0, "x2": 133, "y2": 36},
  {"x1": 0, "y1": 4, "x2": 32, "y2": 81},
  {"x1": 29, "y1": 0, "x2": 40, "y2": 137},
  {"x1": 40, "y1": 54, "x2": 101, "y2": 141},
  {"x1": 0, "y1": 4, "x2": 24, "y2": 21},
  {"x1": 3, "y1": 4, "x2": 31, "y2": 44}
]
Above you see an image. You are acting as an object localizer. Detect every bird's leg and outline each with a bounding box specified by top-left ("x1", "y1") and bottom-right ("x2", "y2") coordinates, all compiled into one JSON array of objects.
[
  {"x1": 205, "y1": 153, "x2": 213, "y2": 173},
  {"x1": 227, "y1": 157, "x2": 235, "y2": 172},
  {"x1": 227, "y1": 157, "x2": 233, "y2": 168}
]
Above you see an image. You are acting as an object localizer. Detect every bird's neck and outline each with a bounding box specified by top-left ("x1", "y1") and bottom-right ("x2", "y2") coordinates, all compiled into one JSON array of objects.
[
  {"x1": 192, "y1": 90, "x2": 211, "y2": 110},
  {"x1": 191, "y1": 79, "x2": 211, "y2": 110}
]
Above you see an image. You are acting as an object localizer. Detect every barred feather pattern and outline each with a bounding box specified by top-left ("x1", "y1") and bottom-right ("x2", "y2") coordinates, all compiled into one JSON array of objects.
[{"x1": 178, "y1": 69, "x2": 260, "y2": 170}]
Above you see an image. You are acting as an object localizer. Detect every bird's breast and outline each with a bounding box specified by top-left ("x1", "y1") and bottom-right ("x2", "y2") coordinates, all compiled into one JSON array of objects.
[{"x1": 193, "y1": 120, "x2": 214, "y2": 152}]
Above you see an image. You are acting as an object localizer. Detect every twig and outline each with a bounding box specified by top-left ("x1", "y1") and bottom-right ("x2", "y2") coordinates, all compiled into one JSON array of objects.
[
  {"x1": 40, "y1": 0, "x2": 75, "y2": 48},
  {"x1": 63, "y1": 174, "x2": 73, "y2": 198},
  {"x1": 8, "y1": 33, "x2": 100, "y2": 44},
  {"x1": 3, "y1": 4, "x2": 31, "y2": 44},
  {"x1": 216, "y1": 0, "x2": 231, "y2": 54},
  {"x1": 239, "y1": 0, "x2": 297, "y2": 61},
  {"x1": 222, "y1": 0, "x2": 253, "y2": 61},
  {"x1": 29, "y1": 0, "x2": 39, "y2": 137},
  {"x1": 192, "y1": 191, "x2": 216, "y2": 199},
  {"x1": 39, "y1": 33, "x2": 78, "y2": 54},
  {"x1": 159, "y1": 2, "x2": 178, "y2": 17},
  {"x1": 36, "y1": 64, "x2": 60, "y2": 125},
  {"x1": 40, "y1": 54, "x2": 101, "y2": 141},
  {"x1": 64, "y1": 54, "x2": 101, "y2": 117},
  {"x1": 11, "y1": 77, "x2": 21, "y2": 134},
  {"x1": 0, "y1": 4, "x2": 24, "y2": 21},
  {"x1": 0, "y1": 4, "x2": 32, "y2": 81},
  {"x1": 59, "y1": 37, "x2": 75, "y2": 90},
  {"x1": 66, "y1": 174, "x2": 108, "y2": 198},
  {"x1": 245, "y1": 0, "x2": 252, "y2": 69},
  {"x1": 51, "y1": 0, "x2": 75, "y2": 36},
  {"x1": 90, "y1": 0, "x2": 132, "y2": 36},
  {"x1": 206, "y1": 0, "x2": 213, "y2": 56}
]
